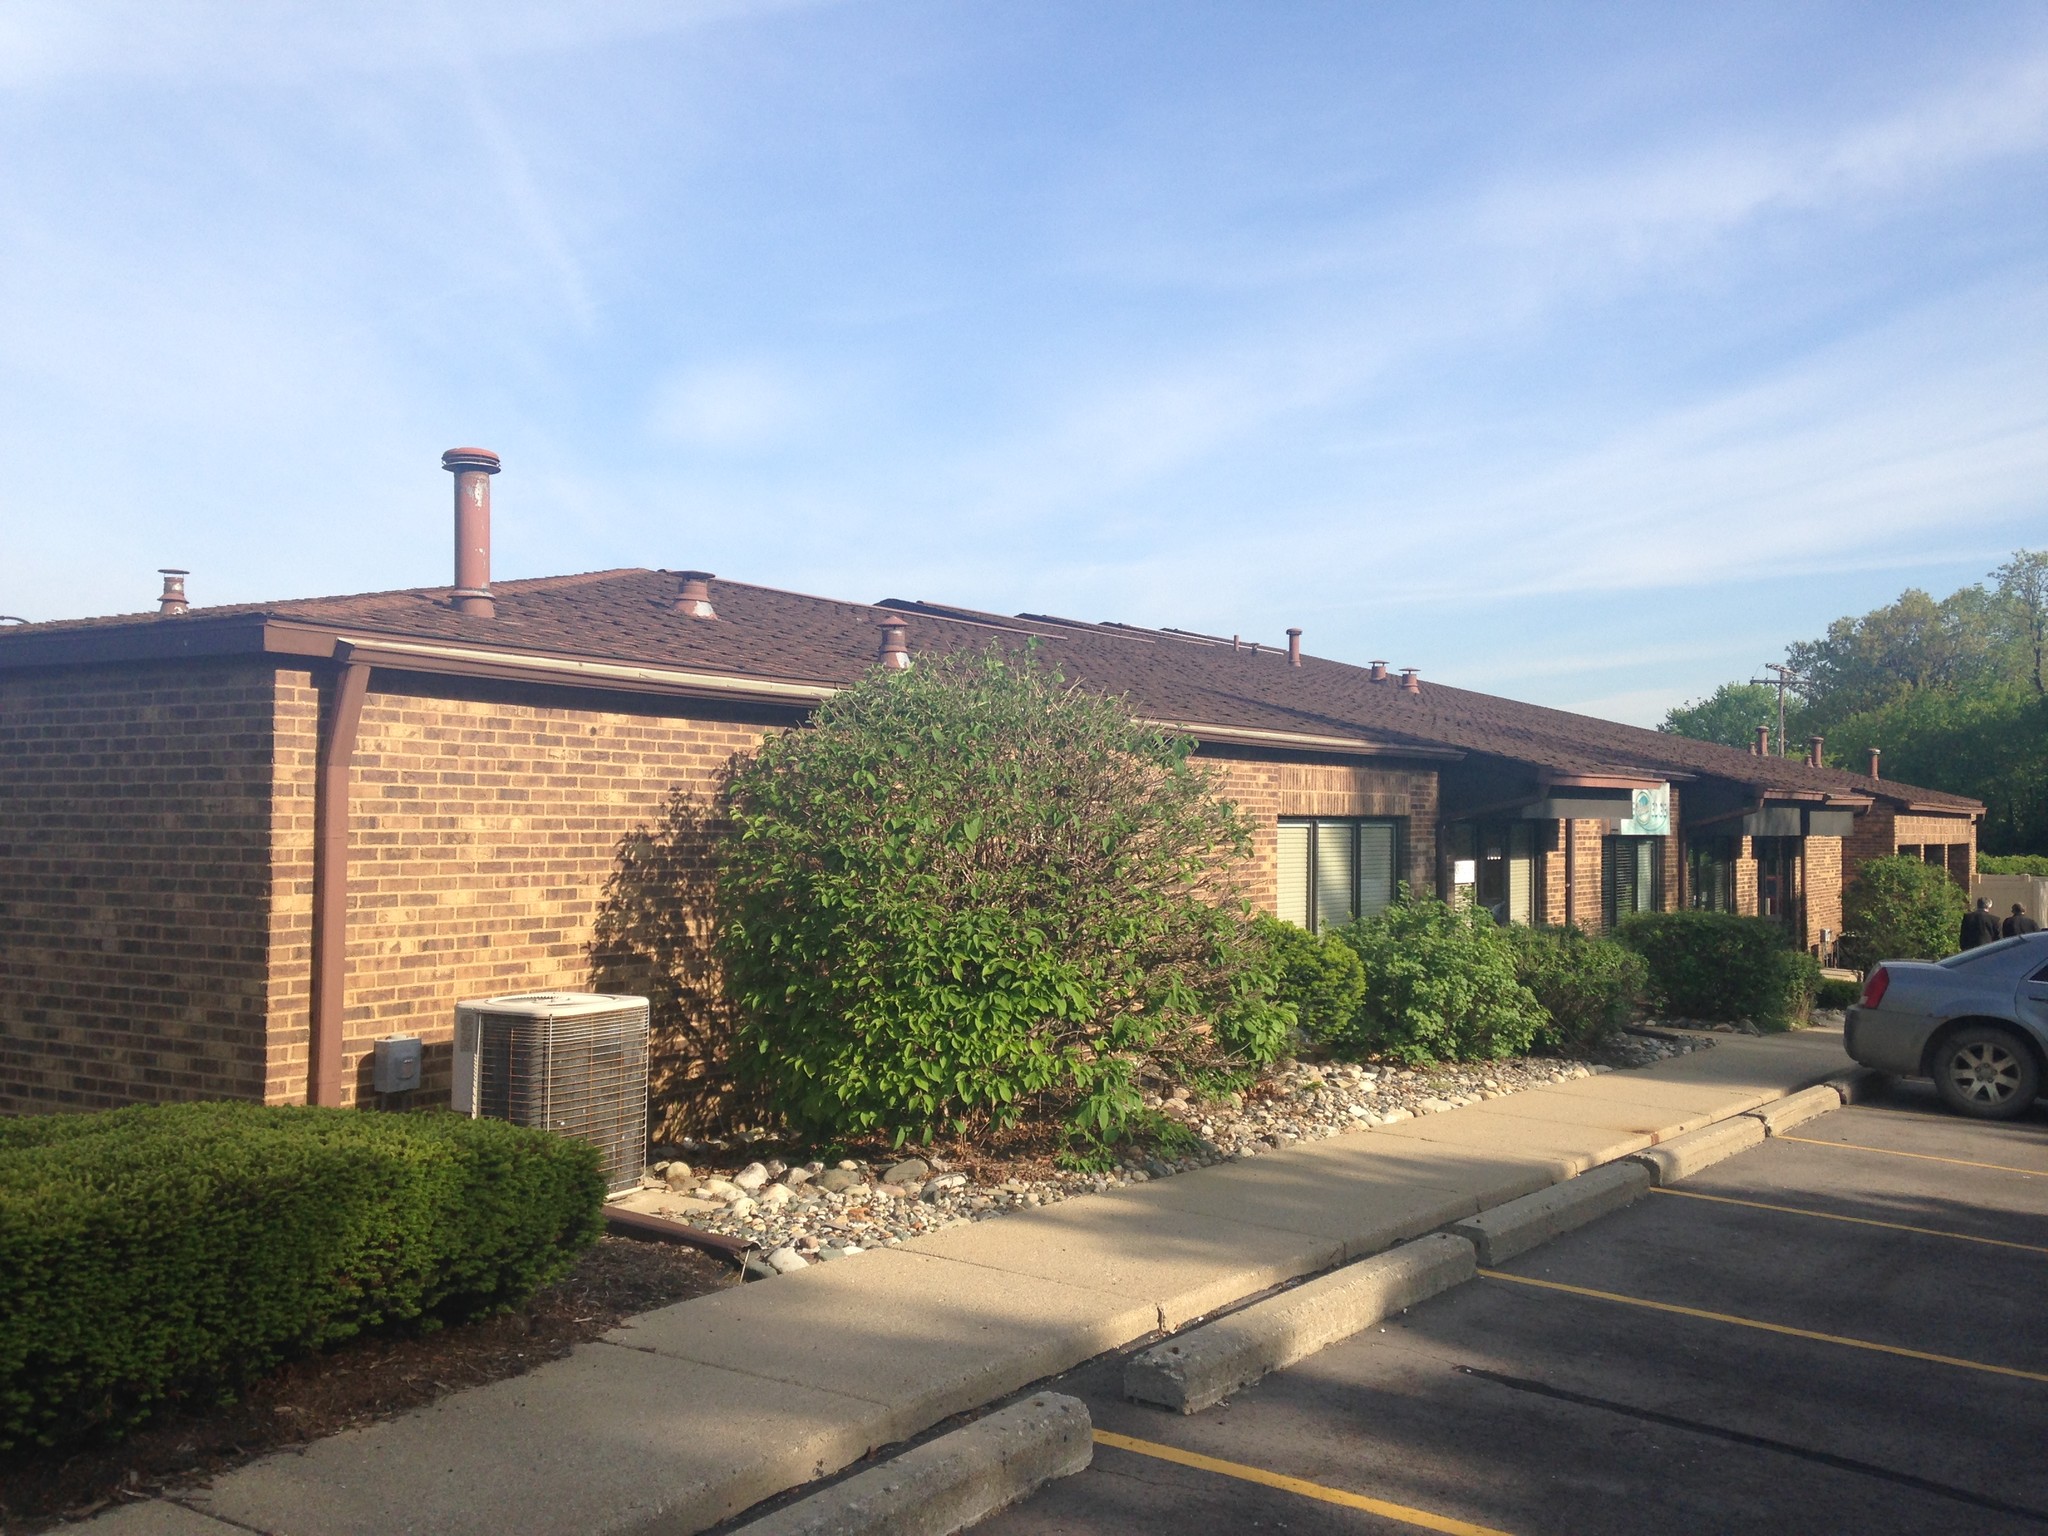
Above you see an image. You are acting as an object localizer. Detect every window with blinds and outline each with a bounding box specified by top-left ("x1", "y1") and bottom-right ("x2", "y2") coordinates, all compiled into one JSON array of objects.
[
  {"x1": 1277, "y1": 817, "x2": 1400, "y2": 931},
  {"x1": 1603, "y1": 836, "x2": 1664, "y2": 928}
]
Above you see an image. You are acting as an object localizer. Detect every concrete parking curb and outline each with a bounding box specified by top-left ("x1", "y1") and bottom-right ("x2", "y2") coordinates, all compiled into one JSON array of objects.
[
  {"x1": 1823, "y1": 1067, "x2": 1883, "y2": 1104},
  {"x1": 1444, "y1": 1159, "x2": 1651, "y2": 1265},
  {"x1": 1123, "y1": 1233, "x2": 1476, "y2": 1414},
  {"x1": 1627, "y1": 1113, "x2": 1766, "y2": 1184},
  {"x1": 729, "y1": 1393, "x2": 1092, "y2": 1536},
  {"x1": 1748, "y1": 1084, "x2": 1843, "y2": 1137}
]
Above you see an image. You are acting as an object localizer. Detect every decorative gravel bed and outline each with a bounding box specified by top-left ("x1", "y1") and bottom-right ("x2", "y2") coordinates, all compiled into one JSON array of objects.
[{"x1": 620, "y1": 1027, "x2": 1713, "y2": 1276}]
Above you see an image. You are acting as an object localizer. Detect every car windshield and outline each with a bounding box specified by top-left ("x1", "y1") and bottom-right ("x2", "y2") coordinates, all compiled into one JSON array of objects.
[{"x1": 1937, "y1": 936, "x2": 2033, "y2": 969}]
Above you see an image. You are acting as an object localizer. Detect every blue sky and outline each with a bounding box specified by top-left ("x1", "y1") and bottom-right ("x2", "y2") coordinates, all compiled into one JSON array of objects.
[{"x1": 2, "y1": 2, "x2": 2044, "y2": 723}]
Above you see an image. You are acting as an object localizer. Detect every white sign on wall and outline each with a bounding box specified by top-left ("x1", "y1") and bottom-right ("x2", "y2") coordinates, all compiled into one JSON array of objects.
[{"x1": 1618, "y1": 785, "x2": 1671, "y2": 837}]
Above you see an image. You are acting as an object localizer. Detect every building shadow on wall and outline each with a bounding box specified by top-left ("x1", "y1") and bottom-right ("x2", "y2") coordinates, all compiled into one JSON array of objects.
[{"x1": 588, "y1": 789, "x2": 756, "y2": 1143}]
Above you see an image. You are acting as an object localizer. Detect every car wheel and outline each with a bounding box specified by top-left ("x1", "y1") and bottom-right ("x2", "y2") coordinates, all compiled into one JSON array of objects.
[{"x1": 1932, "y1": 1026, "x2": 2042, "y2": 1120}]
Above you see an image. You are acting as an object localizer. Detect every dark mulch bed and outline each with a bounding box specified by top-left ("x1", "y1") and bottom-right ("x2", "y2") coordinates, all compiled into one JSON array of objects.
[{"x1": 0, "y1": 1236, "x2": 735, "y2": 1533}]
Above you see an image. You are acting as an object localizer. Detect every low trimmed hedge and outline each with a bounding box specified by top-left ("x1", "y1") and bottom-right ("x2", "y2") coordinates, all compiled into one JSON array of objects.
[
  {"x1": 1252, "y1": 913, "x2": 1366, "y2": 1045},
  {"x1": 1502, "y1": 925, "x2": 1647, "y2": 1056},
  {"x1": 1323, "y1": 897, "x2": 1547, "y2": 1065},
  {"x1": 1615, "y1": 911, "x2": 1818, "y2": 1032},
  {"x1": 0, "y1": 1103, "x2": 605, "y2": 1452},
  {"x1": 1815, "y1": 977, "x2": 1862, "y2": 1010}
]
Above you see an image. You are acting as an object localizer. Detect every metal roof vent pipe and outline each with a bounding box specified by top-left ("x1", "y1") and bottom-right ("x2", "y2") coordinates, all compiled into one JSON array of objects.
[
  {"x1": 442, "y1": 446, "x2": 501, "y2": 616},
  {"x1": 1808, "y1": 734, "x2": 1825, "y2": 768},
  {"x1": 1401, "y1": 667, "x2": 1421, "y2": 694},
  {"x1": 876, "y1": 616, "x2": 911, "y2": 670},
  {"x1": 157, "y1": 569, "x2": 190, "y2": 616},
  {"x1": 1754, "y1": 724, "x2": 1769, "y2": 756},
  {"x1": 1286, "y1": 628, "x2": 1303, "y2": 667},
  {"x1": 676, "y1": 571, "x2": 718, "y2": 619},
  {"x1": 1868, "y1": 746, "x2": 1881, "y2": 780},
  {"x1": 1368, "y1": 660, "x2": 1388, "y2": 682}
]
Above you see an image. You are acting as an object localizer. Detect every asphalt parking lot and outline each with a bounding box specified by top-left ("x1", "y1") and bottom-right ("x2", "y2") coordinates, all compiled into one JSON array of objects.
[{"x1": 981, "y1": 1080, "x2": 2048, "y2": 1535}]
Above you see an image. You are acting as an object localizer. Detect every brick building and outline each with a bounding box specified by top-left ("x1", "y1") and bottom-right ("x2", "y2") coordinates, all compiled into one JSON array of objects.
[{"x1": 0, "y1": 453, "x2": 1981, "y2": 1114}]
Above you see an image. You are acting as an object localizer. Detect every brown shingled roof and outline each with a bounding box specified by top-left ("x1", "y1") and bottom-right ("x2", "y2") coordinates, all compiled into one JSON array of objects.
[{"x1": 0, "y1": 568, "x2": 1982, "y2": 815}]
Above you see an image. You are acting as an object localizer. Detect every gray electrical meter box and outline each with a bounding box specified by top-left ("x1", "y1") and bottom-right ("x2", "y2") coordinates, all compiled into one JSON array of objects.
[{"x1": 372, "y1": 1035, "x2": 423, "y2": 1094}]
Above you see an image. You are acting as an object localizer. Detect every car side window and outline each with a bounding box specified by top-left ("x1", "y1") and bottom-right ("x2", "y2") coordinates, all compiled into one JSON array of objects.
[{"x1": 2032, "y1": 961, "x2": 2048, "y2": 983}]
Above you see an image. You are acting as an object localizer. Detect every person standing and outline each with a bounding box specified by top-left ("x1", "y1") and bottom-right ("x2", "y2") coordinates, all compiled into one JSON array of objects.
[
  {"x1": 2004, "y1": 903, "x2": 2042, "y2": 937},
  {"x1": 1961, "y1": 897, "x2": 2003, "y2": 950}
]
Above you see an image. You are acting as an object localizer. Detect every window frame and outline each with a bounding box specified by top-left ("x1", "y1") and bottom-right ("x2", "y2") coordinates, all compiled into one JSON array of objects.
[
  {"x1": 1277, "y1": 815, "x2": 1403, "y2": 932},
  {"x1": 1602, "y1": 834, "x2": 1665, "y2": 928}
]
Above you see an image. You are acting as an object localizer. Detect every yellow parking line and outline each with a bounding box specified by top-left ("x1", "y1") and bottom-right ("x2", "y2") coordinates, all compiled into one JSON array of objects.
[
  {"x1": 1479, "y1": 1270, "x2": 2048, "y2": 1385},
  {"x1": 1650, "y1": 1186, "x2": 2048, "y2": 1256},
  {"x1": 1774, "y1": 1135, "x2": 2046, "y2": 1177},
  {"x1": 1092, "y1": 1429, "x2": 1516, "y2": 1535}
]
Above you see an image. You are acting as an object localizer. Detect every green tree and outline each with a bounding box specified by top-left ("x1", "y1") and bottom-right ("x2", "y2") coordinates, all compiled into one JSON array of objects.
[
  {"x1": 1787, "y1": 586, "x2": 2002, "y2": 723},
  {"x1": 1993, "y1": 548, "x2": 2048, "y2": 696},
  {"x1": 714, "y1": 647, "x2": 1290, "y2": 1151},
  {"x1": 1660, "y1": 682, "x2": 1795, "y2": 749},
  {"x1": 1669, "y1": 552, "x2": 2048, "y2": 853},
  {"x1": 1824, "y1": 686, "x2": 2048, "y2": 855},
  {"x1": 1839, "y1": 855, "x2": 1969, "y2": 968}
]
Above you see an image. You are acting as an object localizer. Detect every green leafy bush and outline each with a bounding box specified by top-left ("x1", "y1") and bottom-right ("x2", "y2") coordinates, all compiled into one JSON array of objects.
[
  {"x1": 1839, "y1": 854, "x2": 1971, "y2": 967},
  {"x1": 1321, "y1": 895, "x2": 1546, "y2": 1064},
  {"x1": 1615, "y1": 911, "x2": 1818, "y2": 1031},
  {"x1": 716, "y1": 647, "x2": 1290, "y2": 1151},
  {"x1": 1251, "y1": 913, "x2": 1366, "y2": 1045},
  {"x1": 1503, "y1": 925, "x2": 1647, "y2": 1056},
  {"x1": 0, "y1": 1103, "x2": 603, "y2": 1452},
  {"x1": 1978, "y1": 854, "x2": 2048, "y2": 876},
  {"x1": 1815, "y1": 977, "x2": 1862, "y2": 1010}
]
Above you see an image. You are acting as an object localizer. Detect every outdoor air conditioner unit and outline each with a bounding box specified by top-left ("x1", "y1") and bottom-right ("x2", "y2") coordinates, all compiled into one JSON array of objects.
[{"x1": 453, "y1": 991, "x2": 650, "y2": 1194}]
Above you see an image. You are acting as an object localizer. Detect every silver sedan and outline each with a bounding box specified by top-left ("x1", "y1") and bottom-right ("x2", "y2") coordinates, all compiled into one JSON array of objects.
[{"x1": 1844, "y1": 933, "x2": 2048, "y2": 1119}]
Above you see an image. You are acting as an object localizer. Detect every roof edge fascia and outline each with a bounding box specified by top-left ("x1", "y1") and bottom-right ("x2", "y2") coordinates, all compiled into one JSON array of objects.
[{"x1": 1148, "y1": 718, "x2": 1463, "y2": 760}]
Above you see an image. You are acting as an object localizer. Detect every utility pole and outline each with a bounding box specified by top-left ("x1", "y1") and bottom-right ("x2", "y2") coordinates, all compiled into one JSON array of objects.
[{"x1": 1746, "y1": 663, "x2": 1809, "y2": 757}]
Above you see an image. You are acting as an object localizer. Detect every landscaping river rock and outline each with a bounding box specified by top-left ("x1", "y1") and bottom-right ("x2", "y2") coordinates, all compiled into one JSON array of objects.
[{"x1": 619, "y1": 1029, "x2": 1711, "y2": 1273}]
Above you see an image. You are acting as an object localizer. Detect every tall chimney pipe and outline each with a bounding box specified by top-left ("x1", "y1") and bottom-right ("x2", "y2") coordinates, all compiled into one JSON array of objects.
[
  {"x1": 442, "y1": 447, "x2": 501, "y2": 616},
  {"x1": 876, "y1": 616, "x2": 911, "y2": 670},
  {"x1": 1868, "y1": 746, "x2": 1881, "y2": 780},
  {"x1": 676, "y1": 571, "x2": 718, "y2": 619},
  {"x1": 1753, "y1": 724, "x2": 1769, "y2": 757},
  {"x1": 1808, "y1": 734, "x2": 1824, "y2": 768},
  {"x1": 157, "y1": 569, "x2": 190, "y2": 616},
  {"x1": 1368, "y1": 660, "x2": 1388, "y2": 682},
  {"x1": 1401, "y1": 667, "x2": 1421, "y2": 694},
  {"x1": 1286, "y1": 627, "x2": 1302, "y2": 667}
]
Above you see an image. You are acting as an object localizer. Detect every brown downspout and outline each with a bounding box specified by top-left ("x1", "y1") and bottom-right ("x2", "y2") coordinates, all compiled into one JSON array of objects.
[{"x1": 309, "y1": 648, "x2": 371, "y2": 1107}]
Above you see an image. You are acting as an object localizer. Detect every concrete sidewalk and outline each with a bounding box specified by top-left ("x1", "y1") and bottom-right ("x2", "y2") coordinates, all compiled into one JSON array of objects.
[{"x1": 97, "y1": 1028, "x2": 1852, "y2": 1536}]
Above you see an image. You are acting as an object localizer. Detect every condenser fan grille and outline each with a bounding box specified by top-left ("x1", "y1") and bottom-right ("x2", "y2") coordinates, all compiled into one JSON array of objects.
[{"x1": 471, "y1": 1006, "x2": 648, "y2": 1192}]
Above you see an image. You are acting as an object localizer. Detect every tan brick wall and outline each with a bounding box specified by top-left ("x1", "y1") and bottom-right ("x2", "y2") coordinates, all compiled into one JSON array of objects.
[
  {"x1": 1736, "y1": 843, "x2": 1769, "y2": 913},
  {"x1": 324, "y1": 682, "x2": 774, "y2": 1106},
  {"x1": 1196, "y1": 749, "x2": 1439, "y2": 913},
  {"x1": 0, "y1": 660, "x2": 287, "y2": 1111},
  {"x1": 262, "y1": 670, "x2": 320, "y2": 1103},
  {"x1": 1843, "y1": 806, "x2": 1978, "y2": 893},
  {"x1": 1803, "y1": 835, "x2": 1843, "y2": 956}
]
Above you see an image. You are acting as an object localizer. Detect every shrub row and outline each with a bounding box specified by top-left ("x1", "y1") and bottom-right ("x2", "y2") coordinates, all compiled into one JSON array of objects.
[
  {"x1": 1978, "y1": 853, "x2": 2048, "y2": 876},
  {"x1": 0, "y1": 1103, "x2": 604, "y2": 1452},
  {"x1": 1614, "y1": 911, "x2": 1818, "y2": 1032},
  {"x1": 1258, "y1": 898, "x2": 1819, "y2": 1063}
]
